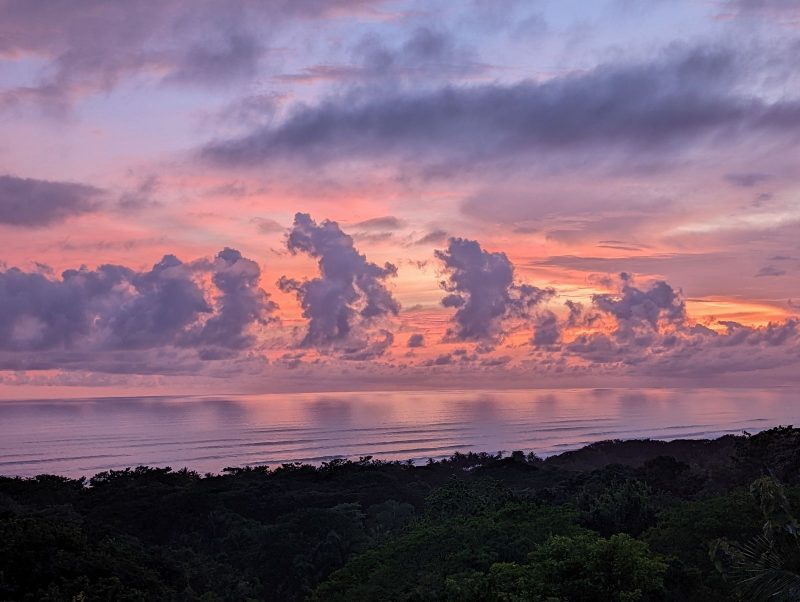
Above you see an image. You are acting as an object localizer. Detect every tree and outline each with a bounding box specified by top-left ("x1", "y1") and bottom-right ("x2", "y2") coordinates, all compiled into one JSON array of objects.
[{"x1": 711, "y1": 476, "x2": 800, "y2": 600}]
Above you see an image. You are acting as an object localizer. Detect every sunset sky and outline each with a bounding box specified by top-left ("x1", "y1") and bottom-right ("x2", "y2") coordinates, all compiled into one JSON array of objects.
[{"x1": 1, "y1": 0, "x2": 799, "y2": 396}]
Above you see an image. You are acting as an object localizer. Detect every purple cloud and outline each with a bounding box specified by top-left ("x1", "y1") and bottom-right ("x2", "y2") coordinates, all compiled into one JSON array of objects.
[
  {"x1": 187, "y1": 248, "x2": 278, "y2": 351},
  {"x1": 202, "y1": 46, "x2": 800, "y2": 173},
  {"x1": 411, "y1": 229, "x2": 448, "y2": 246},
  {"x1": 563, "y1": 274, "x2": 800, "y2": 377},
  {"x1": 0, "y1": 0, "x2": 384, "y2": 112},
  {"x1": 724, "y1": 172, "x2": 771, "y2": 187},
  {"x1": 0, "y1": 248, "x2": 276, "y2": 371},
  {"x1": 353, "y1": 216, "x2": 404, "y2": 230},
  {"x1": 435, "y1": 237, "x2": 553, "y2": 342},
  {"x1": 278, "y1": 213, "x2": 399, "y2": 352},
  {"x1": 592, "y1": 273, "x2": 685, "y2": 332},
  {"x1": 276, "y1": 26, "x2": 487, "y2": 85},
  {"x1": 756, "y1": 265, "x2": 787, "y2": 277},
  {"x1": 0, "y1": 175, "x2": 102, "y2": 227},
  {"x1": 532, "y1": 310, "x2": 560, "y2": 347},
  {"x1": 407, "y1": 333, "x2": 425, "y2": 348}
]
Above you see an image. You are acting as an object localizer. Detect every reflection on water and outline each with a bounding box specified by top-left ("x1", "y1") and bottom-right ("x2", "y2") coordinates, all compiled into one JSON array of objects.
[{"x1": 0, "y1": 388, "x2": 797, "y2": 477}]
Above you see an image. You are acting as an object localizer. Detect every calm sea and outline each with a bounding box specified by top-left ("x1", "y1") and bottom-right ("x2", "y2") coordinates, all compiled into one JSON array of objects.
[{"x1": 1, "y1": 388, "x2": 798, "y2": 478}]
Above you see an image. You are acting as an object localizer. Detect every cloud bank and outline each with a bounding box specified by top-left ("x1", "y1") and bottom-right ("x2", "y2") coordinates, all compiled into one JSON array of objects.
[
  {"x1": 0, "y1": 248, "x2": 275, "y2": 373},
  {"x1": 203, "y1": 46, "x2": 800, "y2": 174},
  {"x1": 561, "y1": 275, "x2": 800, "y2": 378}
]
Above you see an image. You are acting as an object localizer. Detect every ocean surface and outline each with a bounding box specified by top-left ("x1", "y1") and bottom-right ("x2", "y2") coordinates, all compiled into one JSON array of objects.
[{"x1": 1, "y1": 388, "x2": 798, "y2": 478}]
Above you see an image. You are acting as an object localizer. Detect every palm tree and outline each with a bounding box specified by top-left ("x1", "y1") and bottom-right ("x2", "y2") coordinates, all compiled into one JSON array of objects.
[{"x1": 711, "y1": 476, "x2": 800, "y2": 600}]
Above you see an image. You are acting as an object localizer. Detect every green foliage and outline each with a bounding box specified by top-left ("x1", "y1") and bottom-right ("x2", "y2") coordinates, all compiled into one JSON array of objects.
[
  {"x1": 578, "y1": 478, "x2": 656, "y2": 537},
  {"x1": 443, "y1": 533, "x2": 666, "y2": 602},
  {"x1": 310, "y1": 503, "x2": 582, "y2": 601},
  {"x1": 3, "y1": 426, "x2": 800, "y2": 601},
  {"x1": 711, "y1": 476, "x2": 800, "y2": 600},
  {"x1": 423, "y1": 476, "x2": 515, "y2": 519},
  {"x1": 0, "y1": 514, "x2": 176, "y2": 600},
  {"x1": 643, "y1": 487, "x2": 767, "y2": 600}
]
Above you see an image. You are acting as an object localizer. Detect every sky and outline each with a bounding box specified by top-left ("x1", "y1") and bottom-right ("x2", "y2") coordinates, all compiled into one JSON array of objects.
[{"x1": 1, "y1": 0, "x2": 799, "y2": 396}]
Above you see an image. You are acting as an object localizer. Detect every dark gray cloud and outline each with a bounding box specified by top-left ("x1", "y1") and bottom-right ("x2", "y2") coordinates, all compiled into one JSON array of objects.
[
  {"x1": 532, "y1": 311, "x2": 560, "y2": 347},
  {"x1": 165, "y1": 32, "x2": 263, "y2": 86},
  {"x1": 252, "y1": 217, "x2": 285, "y2": 234},
  {"x1": 536, "y1": 251, "x2": 778, "y2": 303},
  {"x1": 565, "y1": 300, "x2": 585, "y2": 326},
  {"x1": 411, "y1": 229, "x2": 448, "y2": 246},
  {"x1": 424, "y1": 353, "x2": 454, "y2": 366},
  {"x1": 723, "y1": 0, "x2": 800, "y2": 19},
  {"x1": 407, "y1": 333, "x2": 425, "y2": 348},
  {"x1": 203, "y1": 46, "x2": 800, "y2": 172},
  {"x1": 634, "y1": 319, "x2": 800, "y2": 377},
  {"x1": 353, "y1": 216, "x2": 404, "y2": 230},
  {"x1": 276, "y1": 26, "x2": 488, "y2": 84},
  {"x1": 592, "y1": 273, "x2": 685, "y2": 331},
  {"x1": 435, "y1": 237, "x2": 553, "y2": 342},
  {"x1": 724, "y1": 172, "x2": 771, "y2": 187},
  {"x1": 118, "y1": 175, "x2": 160, "y2": 211},
  {"x1": 278, "y1": 213, "x2": 399, "y2": 351},
  {"x1": 339, "y1": 330, "x2": 394, "y2": 361},
  {"x1": 0, "y1": 175, "x2": 102, "y2": 226},
  {"x1": 0, "y1": 0, "x2": 383, "y2": 111},
  {"x1": 752, "y1": 192, "x2": 774, "y2": 207},
  {"x1": 565, "y1": 276, "x2": 688, "y2": 364},
  {"x1": 188, "y1": 248, "x2": 278, "y2": 351},
  {"x1": 352, "y1": 26, "x2": 488, "y2": 80},
  {"x1": 99, "y1": 255, "x2": 211, "y2": 351},
  {"x1": 353, "y1": 231, "x2": 394, "y2": 244},
  {"x1": 0, "y1": 248, "x2": 275, "y2": 371},
  {"x1": 756, "y1": 265, "x2": 787, "y2": 277},
  {"x1": 562, "y1": 274, "x2": 800, "y2": 377}
]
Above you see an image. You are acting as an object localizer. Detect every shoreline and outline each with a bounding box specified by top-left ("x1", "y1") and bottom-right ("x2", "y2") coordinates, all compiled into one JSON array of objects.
[{"x1": 1, "y1": 426, "x2": 767, "y2": 481}]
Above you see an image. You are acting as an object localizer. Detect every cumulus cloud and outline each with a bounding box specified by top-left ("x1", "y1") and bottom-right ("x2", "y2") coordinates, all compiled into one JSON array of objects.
[
  {"x1": 532, "y1": 311, "x2": 560, "y2": 347},
  {"x1": 564, "y1": 275, "x2": 688, "y2": 361},
  {"x1": 278, "y1": 213, "x2": 399, "y2": 354},
  {"x1": 592, "y1": 273, "x2": 685, "y2": 332},
  {"x1": 0, "y1": 248, "x2": 276, "y2": 372},
  {"x1": 564, "y1": 300, "x2": 587, "y2": 327},
  {"x1": 0, "y1": 175, "x2": 102, "y2": 226},
  {"x1": 435, "y1": 237, "x2": 553, "y2": 342},
  {"x1": 187, "y1": 248, "x2": 278, "y2": 351},
  {"x1": 634, "y1": 319, "x2": 800, "y2": 377},
  {"x1": 562, "y1": 274, "x2": 800, "y2": 377}
]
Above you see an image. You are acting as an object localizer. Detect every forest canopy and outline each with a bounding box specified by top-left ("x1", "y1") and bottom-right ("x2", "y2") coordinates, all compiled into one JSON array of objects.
[{"x1": 3, "y1": 427, "x2": 800, "y2": 601}]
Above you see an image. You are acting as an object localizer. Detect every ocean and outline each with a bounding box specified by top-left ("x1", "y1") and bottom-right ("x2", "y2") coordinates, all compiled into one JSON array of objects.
[{"x1": 1, "y1": 387, "x2": 798, "y2": 477}]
